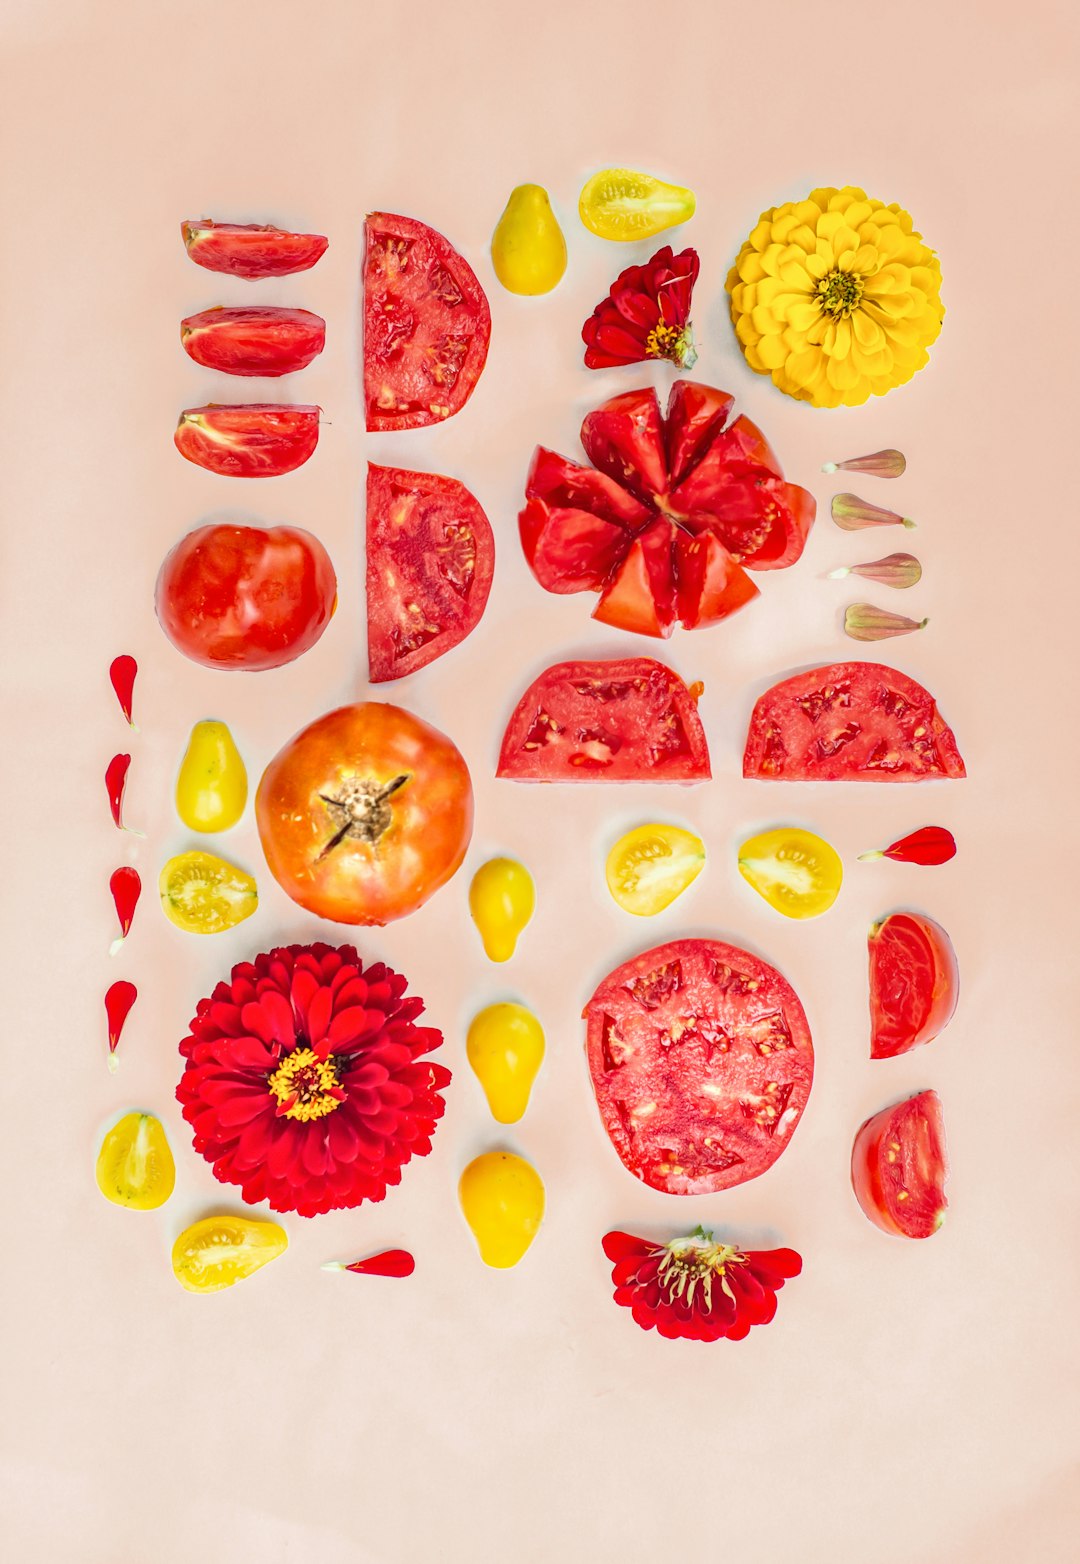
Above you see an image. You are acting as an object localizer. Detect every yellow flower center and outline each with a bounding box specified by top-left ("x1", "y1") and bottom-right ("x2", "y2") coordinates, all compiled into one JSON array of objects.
[
  {"x1": 645, "y1": 322, "x2": 697, "y2": 368},
  {"x1": 816, "y1": 268, "x2": 864, "y2": 320},
  {"x1": 657, "y1": 1232, "x2": 748, "y2": 1311},
  {"x1": 267, "y1": 1047, "x2": 344, "y2": 1122}
]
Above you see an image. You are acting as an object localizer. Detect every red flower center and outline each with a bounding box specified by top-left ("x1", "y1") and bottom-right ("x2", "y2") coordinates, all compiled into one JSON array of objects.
[{"x1": 267, "y1": 1047, "x2": 346, "y2": 1122}]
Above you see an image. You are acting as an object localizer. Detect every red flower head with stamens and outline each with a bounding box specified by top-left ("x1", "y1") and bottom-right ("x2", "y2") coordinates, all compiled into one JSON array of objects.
[
  {"x1": 583, "y1": 246, "x2": 700, "y2": 369},
  {"x1": 602, "y1": 1227, "x2": 802, "y2": 1341},
  {"x1": 177, "y1": 943, "x2": 450, "y2": 1218}
]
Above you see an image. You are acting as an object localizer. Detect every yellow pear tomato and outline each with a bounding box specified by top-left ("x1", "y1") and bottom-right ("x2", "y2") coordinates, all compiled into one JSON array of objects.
[
  {"x1": 491, "y1": 183, "x2": 567, "y2": 295},
  {"x1": 467, "y1": 1003, "x2": 545, "y2": 1124},
  {"x1": 95, "y1": 1112, "x2": 175, "y2": 1211},
  {"x1": 578, "y1": 168, "x2": 696, "y2": 241},
  {"x1": 606, "y1": 824, "x2": 705, "y2": 916},
  {"x1": 469, "y1": 857, "x2": 534, "y2": 962},
  {"x1": 175, "y1": 719, "x2": 247, "y2": 832},
  {"x1": 738, "y1": 827, "x2": 843, "y2": 919},
  {"x1": 172, "y1": 1215, "x2": 287, "y2": 1294},
  {"x1": 159, "y1": 850, "x2": 257, "y2": 934},
  {"x1": 459, "y1": 1151, "x2": 544, "y2": 1268}
]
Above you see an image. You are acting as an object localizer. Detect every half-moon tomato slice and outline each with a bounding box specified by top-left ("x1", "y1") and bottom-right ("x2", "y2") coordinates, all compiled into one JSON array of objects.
[
  {"x1": 174, "y1": 404, "x2": 320, "y2": 477},
  {"x1": 851, "y1": 1090, "x2": 948, "y2": 1238},
  {"x1": 180, "y1": 307, "x2": 325, "y2": 377},
  {"x1": 869, "y1": 911, "x2": 958, "y2": 1058},
  {"x1": 181, "y1": 219, "x2": 328, "y2": 279}
]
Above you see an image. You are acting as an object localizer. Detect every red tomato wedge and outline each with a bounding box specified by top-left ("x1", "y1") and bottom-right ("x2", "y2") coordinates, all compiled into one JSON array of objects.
[
  {"x1": 585, "y1": 939, "x2": 814, "y2": 1195},
  {"x1": 363, "y1": 212, "x2": 491, "y2": 431},
  {"x1": 869, "y1": 911, "x2": 958, "y2": 1059},
  {"x1": 743, "y1": 662, "x2": 966, "y2": 781},
  {"x1": 180, "y1": 307, "x2": 326, "y2": 377},
  {"x1": 174, "y1": 404, "x2": 320, "y2": 477},
  {"x1": 852, "y1": 1090, "x2": 948, "y2": 1238},
  {"x1": 497, "y1": 658, "x2": 710, "y2": 782},
  {"x1": 366, "y1": 464, "x2": 494, "y2": 682},
  {"x1": 181, "y1": 219, "x2": 328, "y2": 278}
]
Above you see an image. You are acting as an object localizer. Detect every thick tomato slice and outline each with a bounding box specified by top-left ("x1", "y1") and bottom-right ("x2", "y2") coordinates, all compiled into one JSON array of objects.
[
  {"x1": 363, "y1": 212, "x2": 491, "y2": 431},
  {"x1": 180, "y1": 307, "x2": 326, "y2": 377},
  {"x1": 497, "y1": 658, "x2": 710, "y2": 781},
  {"x1": 181, "y1": 219, "x2": 328, "y2": 279},
  {"x1": 585, "y1": 938, "x2": 813, "y2": 1194},
  {"x1": 743, "y1": 662, "x2": 967, "y2": 781},
  {"x1": 174, "y1": 404, "x2": 320, "y2": 477},
  {"x1": 366, "y1": 464, "x2": 494, "y2": 682},
  {"x1": 869, "y1": 911, "x2": 958, "y2": 1058},
  {"x1": 593, "y1": 520, "x2": 678, "y2": 637},
  {"x1": 851, "y1": 1090, "x2": 948, "y2": 1238}
]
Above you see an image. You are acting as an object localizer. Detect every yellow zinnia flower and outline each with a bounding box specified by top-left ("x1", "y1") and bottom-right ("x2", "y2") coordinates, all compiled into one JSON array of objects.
[{"x1": 726, "y1": 186, "x2": 943, "y2": 408}]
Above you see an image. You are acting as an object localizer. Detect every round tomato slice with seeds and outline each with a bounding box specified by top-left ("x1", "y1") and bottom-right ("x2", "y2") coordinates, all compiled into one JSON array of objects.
[
  {"x1": 366, "y1": 464, "x2": 494, "y2": 682},
  {"x1": 584, "y1": 938, "x2": 813, "y2": 1194},
  {"x1": 869, "y1": 911, "x2": 958, "y2": 1058},
  {"x1": 851, "y1": 1090, "x2": 948, "y2": 1238},
  {"x1": 363, "y1": 212, "x2": 491, "y2": 431}
]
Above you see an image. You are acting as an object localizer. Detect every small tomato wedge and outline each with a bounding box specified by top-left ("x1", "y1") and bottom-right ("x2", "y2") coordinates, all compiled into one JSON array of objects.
[
  {"x1": 738, "y1": 828, "x2": 843, "y2": 919},
  {"x1": 366, "y1": 464, "x2": 494, "y2": 681},
  {"x1": 172, "y1": 1215, "x2": 288, "y2": 1293},
  {"x1": 606, "y1": 824, "x2": 705, "y2": 915},
  {"x1": 578, "y1": 169, "x2": 696, "y2": 241},
  {"x1": 851, "y1": 1090, "x2": 948, "y2": 1238},
  {"x1": 181, "y1": 219, "x2": 327, "y2": 279},
  {"x1": 869, "y1": 911, "x2": 958, "y2": 1058},
  {"x1": 174, "y1": 404, "x2": 320, "y2": 477},
  {"x1": 593, "y1": 520, "x2": 678, "y2": 638},
  {"x1": 96, "y1": 1112, "x2": 175, "y2": 1210},
  {"x1": 159, "y1": 850, "x2": 257, "y2": 935},
  {"x1": 180, "y1": 307, "x2": 325, "y2": 377}
]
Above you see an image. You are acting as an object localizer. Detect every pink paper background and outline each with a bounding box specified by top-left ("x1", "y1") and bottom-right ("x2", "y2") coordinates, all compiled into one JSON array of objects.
[{"x1": 3, "y1": 2, "x2": 1078, "y2": 1559}]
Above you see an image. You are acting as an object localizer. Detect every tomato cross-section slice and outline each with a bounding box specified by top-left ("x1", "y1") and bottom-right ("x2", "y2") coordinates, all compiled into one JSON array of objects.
[
  {"x1": 869, "y1": 911, "x2": 958, "y2": 1058},
  {"x1": 851, "y1": 1090, "x2": 948, "y2": 1238}
]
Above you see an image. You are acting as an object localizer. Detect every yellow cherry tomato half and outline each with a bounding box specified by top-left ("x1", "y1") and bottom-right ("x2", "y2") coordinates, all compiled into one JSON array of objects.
[
  {"x1": 95, "y1": 1111, "x2": 175, "y2": 1211},
  {"x1": 491, "y1": 183, "x2": 567, "y2": 296},
  {"x1": 469, "y1": 857, "x2": 535, "y2": 962},
  {"x1": 175, "y1": 719, "x2": 248, "y2": 832},
  {"x1": 159, "y1": 850, "x2": 257, "y2": 935},
  {"x1": 578, "y1": 167, "x2": 696, "y2": 241},
  {"x1": 459, "y1": 1151, "x2": 544, "y2": 1268},
  {"x1": 171, "y1": 1215, "x2": 288, "y2": 1294},
  {"x1": 467, "y1": 1003, "x2": 545, "y2": 1124},
  {"x1": 738, "y1": 827, "x2": 843, "y2": 919},
  {"x1": 606, "y1": 823, "x2": 705, "y2": 916}
]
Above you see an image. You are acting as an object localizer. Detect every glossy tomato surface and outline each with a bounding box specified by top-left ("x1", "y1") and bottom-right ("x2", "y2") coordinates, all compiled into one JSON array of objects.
[
  {"x1": 181, "y1": 219, "x2": 328, "y2": 278},
  {"x1": 174, "y1": 404, "x2": 320, "y2": 477},
  {"x1": 743, "y1": 661, "x2": 967, "y2": 781},
  {"x1": 255, "y1": 702, "x2": 473, "y2": 925},
  {"x1": 869, "y1": 911, "x2": 958, "y2": 1058},
  {"x1": 363, "y1": 212, "x2": 491, "y2": 431},
  {"x1": 155, "y1": 523, "x2": 337, "y2": 670},
  {"x1": 851, "y1": 1090, "x2": 948, "y2": 1238},
  {"x1": 497, "y1": 658, "x2": 710, "y2": 782},
  {"x1": 366, "y1": 464, "x2": 494, "y2": 682},
  {"x1": 180, "y1": 307, "x2": 325, "y2": 377},
  {"x1": 585, "y1": 938, "x2": 814, "y2": 1194}
]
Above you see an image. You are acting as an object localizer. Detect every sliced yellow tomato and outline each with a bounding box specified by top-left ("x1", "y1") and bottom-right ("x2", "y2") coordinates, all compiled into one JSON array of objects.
[
  {"x1": 578, "y1": 168, "x2": 696, "y2": 241},
  {"x1": 175, "y1": 719, "x2": 248, "y2": 832},
  {"x1": 160, "y1": 850, "x2": 257, "y2": 934},
  {"x1": 491, "y1": 184, "x2": 567, "y2": 295},
  {"x1": 95, "y1": 1112, "x2": 175, "y2": 1211},
  {"x1": 459, "y1": 1152, "x2": 544, "y2": 1268},
  {"x1": 466, "y1": 1002, "x2": 545, "y2": 1124},
  {"x1": 469, "y1": 857, "x2": 535, "y2": 962},
  {"x1": 171, "y1": 1215, "x2": 287, "y2": 1294},
  {"x1": 738, "y1": 827, "x2": 842, "y2": 919},
  {"x1": 606, "y1": 824, "x2": 705, "y2": 916}
]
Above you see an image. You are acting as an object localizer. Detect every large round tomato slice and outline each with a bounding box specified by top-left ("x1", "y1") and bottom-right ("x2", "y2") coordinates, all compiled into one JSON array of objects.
[
  {"x1": 743, "y1": 662, "x2": 967, "y2": 781},
  {"x1": 366, "y1": 464, "x2": 494, "y2": 682},
  {"x1": 255, "y1": 702, "x2": 473, "y2": 925},
  {"x1": 851, "y1": 1090, "x2": 948, "y2": 1238},
  {"x1": 363, "y1": 212, "x2": 491, "y2": 431},
  {"x1": 585, "y1": 938, "x2": 814, "y2": 1194},
  {"x1": 869, "y1": 911, "x2": 958, "y2": 1058},
  {"x1": 497, "y1": 658, "x2": 710, "y2": 782}
]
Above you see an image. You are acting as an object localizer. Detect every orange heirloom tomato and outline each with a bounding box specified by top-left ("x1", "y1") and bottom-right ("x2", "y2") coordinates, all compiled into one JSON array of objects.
[{"x1": 255, "y1": 702, "x2": 473, "y2": 926}]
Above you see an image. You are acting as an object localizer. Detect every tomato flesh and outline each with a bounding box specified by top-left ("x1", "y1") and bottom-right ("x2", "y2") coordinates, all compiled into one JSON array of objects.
[
  {"x1": 738, "y1": 828, "x2": 843, "y2": 919},
  {"x1": 605, "y1": 824, "x2": 705, "y2": 915},
  {"x1": 585, "y1": 938, "x2": 813, "y2": 1194},
  {"x1": 851, "y1": 1090, "x2": 948, "y2": 1238},
  {"x1": 363, "y1": 212, "x2": 491, "y2": 431},
  {"x1": 869, "y1": 911, "x2": 958, "y2": 1058},
  {"x1": 159, "y1": 851, "x2": 257, "y2": 935},
  {"x1": 366, "y1": 464, "x2": 494, "y2": 682},
  {"x1": 180, "y1": 306, "x2": 325, "y2": 377},
  {"x1": 743, "y1": 662, "x2": 967, "y2": 781},
  {"x1": 181, "y1": 219, "x2": 327, "y2": 278},
  {"x1": 172, "y1": 1216, "x2": 288, "y2": 1292},
  {"x1": 96, "y1": 1112, "x2": 175, "y2": 1210},
  {"x1": 174, "y1": 404, "x2": 320, "y2": 477},
  {"x1": 497, "y1": 658, "x2": 710, "y2": 782}
]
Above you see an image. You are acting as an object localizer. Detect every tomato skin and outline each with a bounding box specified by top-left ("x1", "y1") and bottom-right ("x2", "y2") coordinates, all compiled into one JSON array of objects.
[
  {"x1": 851, "y1": 1090, "x2": 948, "y2": 1238},
  {"x1": 180, "y1": 307, "x2": 325, "y2": 377},
  {"x1": 155, "y1": 523, "x2": 336, "y2": 671},
  {"x1": 869, "y1": 911, "x2": 958, "y2": 1058},
  {"x1": 174, "y1": 404, "x2": 320, "y2": 477},
  {"x1": 181, "y1": 219, "x2": 327, "y2": 279},
  {"x1": 255, "y1": 702, "x2": 473, "y2": 926}
]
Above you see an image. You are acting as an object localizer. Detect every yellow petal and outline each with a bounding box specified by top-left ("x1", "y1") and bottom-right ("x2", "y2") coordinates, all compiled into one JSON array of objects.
[
  {"x1": 756, "y1": 333, "x2": 789, "y2": 369},
  {"x1": 738, "y1": 250, "x2": 767, "y2": 284},
  {"x1": 787, "y1": 299, "x2": 821, "y2": 332},
  {"x1": 751, "y1": 305, "x2": 779, "y2": 334},
  {"x1": 831, "y1": 319, "x2": 852, "y2": 360},
  {"x1": 805, "y1": 252, "x2": 829, "y2": 280},
  {"x1": 779, "y1": 257, "x2": 813, "y2": 289},
  {"x1": 826, "y1": 354, "x2": 862, "y2": 390},
  {"x1": 786, "y1": 345, "x2": 826, "y2": 389},
  {"x1": 851, "y1": 309, "x2": 885, "y2": 352}
]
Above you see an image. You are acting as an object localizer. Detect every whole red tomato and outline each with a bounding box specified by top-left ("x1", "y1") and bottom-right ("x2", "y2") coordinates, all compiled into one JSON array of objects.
[
  {"x1": 155, "y1": 523, "x2": 337, "y2": 670},
  {"x1": 256, "y1": 702, "x2": 473, "y2": 925}
]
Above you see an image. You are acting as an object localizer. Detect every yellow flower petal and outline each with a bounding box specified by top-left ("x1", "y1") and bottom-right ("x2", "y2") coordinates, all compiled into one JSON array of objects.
[
  {"x1": 755, "y1": 333, "x2": 789, "y2": 369},
  {"x1": 786, "y1": 299, "x2": 821, "y2": 333},
  {"x1": 851, "y1": 309, "x2": 885, "y2": 353}
]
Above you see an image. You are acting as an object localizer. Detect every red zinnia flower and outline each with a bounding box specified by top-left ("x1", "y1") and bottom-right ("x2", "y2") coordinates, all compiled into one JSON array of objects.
[
  {"x1": 602, "y1": 1227, "x2": 802, "y2": 1341},
  {"x1": 177, "y1": 943, "x2": 450, "y2": 1218},
  {"x1": 583, "y1": 246, "x2": 699, "y2": 369}
]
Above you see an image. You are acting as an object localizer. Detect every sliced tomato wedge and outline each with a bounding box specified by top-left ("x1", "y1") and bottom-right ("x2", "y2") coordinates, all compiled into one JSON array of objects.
[
  {"x1": 664, "y1": 381, "x2": 736, "y2": 484},
  {"x1": 584, "y1": 938, "x2": 813, "y2": 1194},
  {"x1": 181, "y1": 219, "x2": 328, "y2": 279},
  {"x1": 674, "y1": 531, "x2": 759, "y2": 628},
  {"x1": 180, "y1": 307, "x2": 325, "y2": 377},
  {"x1": 363, "y1": 212, "x2": 491, "y2": 431},
  {"x1": 497, "y1": 658, "x2": 709, "y2": 781},
  {"x1": 743, "y1": 661, "x2": 967, "y2": 781},
  {"x1": 851, "y1": 1090, "x2": 948, "y2": 1238},
  {"x1": 174, "y1": 404, "x2": 320, "y2": 477},
  {"x1": 580, "y1": 388, "x2": 669, "y2": 503},
  {"x1": 594, "y1": 520, "x2": 678, "y2": 637},
  {"x1": 869, "y1": 912, "x2": 958, "y2": 1058},
  {"x1": 366, "y1": 463, "x2": 494, "y2": 681}
]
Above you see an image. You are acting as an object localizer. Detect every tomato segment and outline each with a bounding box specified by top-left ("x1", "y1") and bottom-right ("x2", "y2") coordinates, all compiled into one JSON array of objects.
[
  {"x1": 172, "y1": 1216, "x2": 288, "y2": 1292},
  {"x1": 96, "y1": 1112, "x2": 175, "y2": 1210},
  {"x1": 578, "y1": 169, "x2": 696, "y2": 241},
  {"x1": 738, "y1": 828, "x2": 843, "y2": 919},
  {"x1": 159, "y1": 851, "x2": 257, "y2": 935},
  {"x1": 181, "y1": 219, "x2": 327, "y2": 278},
  {"x1": 180, "y1": 307, "x2": 325, "y2": 377},
  {"x1": 851, "y1": 1091, "x2": 948, "y2": 1238},
  {"x1": 869, "y1": 911, "x2": 958, "y2": 1058},
  {"x1": 606, "y1": 824, "x2": 705, "y2": 915},
  {"x1": 174, "y1": 404, "x2": 320, "y2": 477}
]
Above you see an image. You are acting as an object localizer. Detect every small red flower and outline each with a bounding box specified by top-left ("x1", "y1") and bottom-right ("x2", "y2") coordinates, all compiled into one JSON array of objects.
[
  {"x1": 583, "y1": 246, "x2": 699, "y2": 369},
  {"x1": 602, "y1": 1227, "x2": 802, "y2": 1341},
  {"x1": 177, "y1": 943, "x2": 450, "y2": 1218}
]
